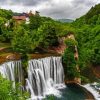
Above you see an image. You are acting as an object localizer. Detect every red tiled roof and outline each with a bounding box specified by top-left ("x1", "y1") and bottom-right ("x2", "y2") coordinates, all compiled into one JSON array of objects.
[{"x1": 12, "y1": 16, "x2": 26, "y2": 20}]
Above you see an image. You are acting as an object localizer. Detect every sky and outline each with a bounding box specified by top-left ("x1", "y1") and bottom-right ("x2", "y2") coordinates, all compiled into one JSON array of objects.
[{"x1": 0, "y1": 0, "x2": 100, "y2": 19}]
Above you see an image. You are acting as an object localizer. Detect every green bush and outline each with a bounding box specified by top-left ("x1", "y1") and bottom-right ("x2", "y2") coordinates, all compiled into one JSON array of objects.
[
  {"x1": 64, "y1": 38, "x2": 78, "y2": 48},
  {"x1": 0, "y1": 75, "x2": 29, "y2": 100},
  {"x1": 63, "y1": 48, "x2": 80, "y2": 79}
]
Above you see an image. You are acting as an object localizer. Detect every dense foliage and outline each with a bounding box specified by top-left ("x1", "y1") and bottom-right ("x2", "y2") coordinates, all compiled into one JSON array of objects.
[
  {"x1": 85, "y1": 4, "x2": 100, "y2": 24},
  {"x1": 11, "y1": 26, "x2": 33, "y2": 54},
  {"x1": 63, "y1": 39, "x2": 79, "y2": 79},
  {"x1": 73, "y1": 4, "x2": 100, "y2": 68},
  {"x1": 0, "y1": 9, "x2": 13, "y2": 20},
  {"x1": 0, "y1": 76, "x2": 29, "y2": 100}
]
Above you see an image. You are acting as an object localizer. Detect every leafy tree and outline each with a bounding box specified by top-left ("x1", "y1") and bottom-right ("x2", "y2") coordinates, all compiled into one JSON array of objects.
[
  {"x1": 0, "y1": 9, "x2": 13, "y2": 19},
  {"x1": 63, "y1": 39, "x2": 79, "y2": 79},
  {"x1": 0, "y1": 76, "x2": 29, "y2": 100},
  {"x1": 39, "y1": 21, "x2": 59, "y2": 47},
  {"x1": 64, "y1": 38, "x2": 78, "y2": 49},
  {"x1": 63, "y1": 48, "x2": 78, "y2": 79},
  {"x1": 0, "y1": 9, "x2": 12, "y2": 41},
  {"x1": 11, "y1": 26, "x2": 33, "y2": 54},
  {"x1": 30, "y1": 21, "x2": 59, "y2": 49},
  {"x1": 29, "y1": 14, "x2": 42, "y2": 30},
  {"x1": 0, "y1": 17, "x2": 6, "y2": 25}
]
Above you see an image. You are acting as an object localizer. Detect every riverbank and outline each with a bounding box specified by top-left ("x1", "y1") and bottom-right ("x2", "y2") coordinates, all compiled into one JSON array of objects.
[{"x1": 80, "y1": 84, "x2": 95, "y2": 100}]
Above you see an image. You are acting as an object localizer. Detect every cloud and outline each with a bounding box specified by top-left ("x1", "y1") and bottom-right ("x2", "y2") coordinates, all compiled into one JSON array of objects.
[
  {"x1": 39, "y1": 0, "x2": 100, "y2": 19},
  {"x1": 0, "y1": 0, "x2": 48, "y2": 6},
  {"x1": 72, "y1": 0, "x2": 98, "y2": 6},
  {"x1": 0, "y1": 0, "x2": 100, "y2": 19}
]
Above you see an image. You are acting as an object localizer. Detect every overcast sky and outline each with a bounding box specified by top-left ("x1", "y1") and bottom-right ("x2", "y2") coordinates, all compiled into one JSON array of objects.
[{"x1": 0, "y1": 0, "x2": 100, "y2": 19}]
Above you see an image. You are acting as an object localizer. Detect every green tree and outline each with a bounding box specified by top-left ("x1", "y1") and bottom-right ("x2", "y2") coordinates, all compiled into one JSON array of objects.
[
  {"x1": 63, "y1": 48, "x2": 78, "y2": 79},
  {"x1": 29, "y1": 14, "x2": 42, "y2": 30},
  {"x1": 63, "y1": 39, "x2": 79, "y2": 79},
  {"x1": 64, "y1": 38, "x2": 78, "y2": 49},
  {"x1": 29, "y1": 21, "x2": 59, "y2": 49},
  {"x1": 37, "y1": 21, "x2": 59, "y2": 48},
  {"x1": 0, "y1": 76, "x2": 29, "y2": 100},
  {"x1": 0, "y1": 9, "x2": 13, "y2": 19},
  {"x1": 11, "y1": 26, "x2": 33, "y2": 54}
]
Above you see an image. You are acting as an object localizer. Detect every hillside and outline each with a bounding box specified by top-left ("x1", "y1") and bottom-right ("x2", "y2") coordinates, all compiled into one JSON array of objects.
[
  {"x1": 85, "y1": 3, "x2": 100, "y2": 24},
  {"x1": 74, "y1": 4, "x2": 100, "y2": 26},
  {"x1": 72, "y1": 4, "x2": 100, "y2": 69}
]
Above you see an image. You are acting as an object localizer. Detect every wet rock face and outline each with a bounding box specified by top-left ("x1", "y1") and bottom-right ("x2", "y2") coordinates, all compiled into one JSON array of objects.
[
  {"x1": 6, "y1": 54, "x2": 21, "y2": 60},
  {"x1": 6, "y1": 54, "x2": 16, "y2": 60},
  {"x1": 0, "y1": 53, "x2": 21, "y2": 64},
  {"x1": 0, "y1": 56, "x2": 5, "y2": 64}
]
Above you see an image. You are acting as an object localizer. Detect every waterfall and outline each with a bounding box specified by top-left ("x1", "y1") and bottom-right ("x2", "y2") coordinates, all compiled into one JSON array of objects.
[
  {"x1": 0, "y1": 57, "x2": 65, "y2": 99},
  {"x1": 26, "y1": 57, "x2": 65, "y2": 99},
  {"x1": 0, "y1": 61, "x2": 23, "y2": 88}
]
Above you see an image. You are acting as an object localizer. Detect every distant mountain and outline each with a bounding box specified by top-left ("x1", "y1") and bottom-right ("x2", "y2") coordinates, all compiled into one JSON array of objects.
[{"x1": 56, "y1": 19, "x2": 74, "y2": 23}]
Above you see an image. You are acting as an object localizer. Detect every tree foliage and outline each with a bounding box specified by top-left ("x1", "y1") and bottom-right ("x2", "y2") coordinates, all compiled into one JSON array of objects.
[
  {"x1": 0, "y1": 76, "x2": 29, "y2": 100},
  {"x1": 11, "y1": 26, "x2": 33, "y2": 54},
  {"x1": 0, "y1": 9, "x2": 13, "y2": 20},
  {"x1": 63, "y1": 39, "x2": 79, "y2": 79},
  {"x1": 64, "y1": 38, "x2": 78, "y2": 48},
  {"x1": 63, "y1": 48, "x2": 78, "y2": 79},
  {"x1": 73, "y1": 4, "x2": 100, "y2": 67},
  {"x1": 29, "y1": 14, "x2": 42, "y2": 30}
]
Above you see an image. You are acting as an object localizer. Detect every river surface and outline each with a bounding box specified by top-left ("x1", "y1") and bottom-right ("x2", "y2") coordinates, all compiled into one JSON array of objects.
[{"x1": 46, "y1": 84, "x2": 87, "y2": 100}]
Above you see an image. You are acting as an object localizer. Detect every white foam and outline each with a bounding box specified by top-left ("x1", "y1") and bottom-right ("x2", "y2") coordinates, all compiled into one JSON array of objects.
[{"x1": 83, "y1": 83, "x2": 100, "y2": 100}]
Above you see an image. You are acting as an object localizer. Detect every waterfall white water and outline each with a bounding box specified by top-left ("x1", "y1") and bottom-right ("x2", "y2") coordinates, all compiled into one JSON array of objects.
[
  {"x1": 0, "y1": 61, "x2": 23, "y2": 88},
  {"x1": 26, "y1": 56, "x2": 66, "y2": 99},
  {"x1": 83, "y1": 83, "x2": 100, "y2": 100},
  {"x1": 0, "y1": 57, "x2": 66, "y2": 100}
]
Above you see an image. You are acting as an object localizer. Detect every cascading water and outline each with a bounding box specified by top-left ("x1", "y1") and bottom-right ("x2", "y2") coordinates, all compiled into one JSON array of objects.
[
  {"x1": 0, "y1": 57, "x2": 66, "y2": 100},
  {"x1": 83, "y1": 83, "x2": 100, "y2": 100},
  {"x1": 0, "y1": 60, "x2": 23, "y2": 88},
  {"x1": 26, "y1": 57, "x2": 66, "y2": 99}
]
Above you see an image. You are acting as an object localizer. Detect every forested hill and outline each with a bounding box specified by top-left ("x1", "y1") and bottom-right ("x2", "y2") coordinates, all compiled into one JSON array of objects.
[
  {"x1": 72, "y1": 4, "x2": 100, "y2": 68},
  {"x1": 74, "y1": 4, "x2": 100, "y2": 26},
  {"x1": 85, "y1": 3, "x2": 100, "y2": 24}
]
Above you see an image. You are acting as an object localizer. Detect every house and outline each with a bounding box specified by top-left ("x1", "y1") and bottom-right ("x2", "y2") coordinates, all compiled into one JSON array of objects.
[{"x1": 12, "y1": 11, "x2": 34, "y2": 24}]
